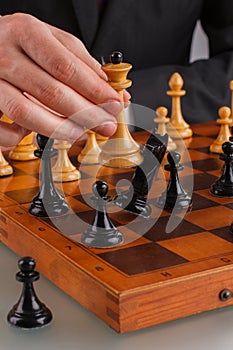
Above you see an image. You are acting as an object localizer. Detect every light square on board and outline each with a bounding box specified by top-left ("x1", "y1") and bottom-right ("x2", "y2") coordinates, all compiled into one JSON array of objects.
[{"x1": 158, "y1": 231, "x2": 233, "y2": 260}]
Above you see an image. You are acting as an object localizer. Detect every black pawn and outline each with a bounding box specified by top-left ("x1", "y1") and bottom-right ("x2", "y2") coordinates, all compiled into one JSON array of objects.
[
  {"x1": 29, "y1": 134, "x2": 70, "y2": 217},
  {"x1": 81, "y1": 181, "x2": 123, "y2": 248},
  {"x1": 210, "y1": 141, "x2": 233, "y2": 197},
  {"x1": 157, "y1": 151, "x2": 192, "y2": 210},
  {"x1": 7, "y1": 257, "x2": 52, "y2": 329}
]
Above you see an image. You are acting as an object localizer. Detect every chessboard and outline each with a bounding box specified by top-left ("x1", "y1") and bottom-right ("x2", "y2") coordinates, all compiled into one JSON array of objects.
[{"x1": 1, "y1": 121, "x2": 233, "y2": 333}]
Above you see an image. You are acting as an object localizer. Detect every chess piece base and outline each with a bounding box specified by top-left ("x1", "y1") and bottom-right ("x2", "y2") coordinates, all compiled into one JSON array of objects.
[
  {"x1": 157, "y1": 192, "x2": 192, "y2": 211},
  {"x1": 210, "y1": 143, "x2": 224, "y2": 154},
  {"x1": 114, "y1": 193, "x2": 152, "y2": 218},
  {"x1": 29, "y1": 196, "x2": 70, "y2": 217},
  {"x1": 53, "y1": 168, "x2": 81, "y2": 182},
  {"x1": 7, "y1": 304, "x2": 52, "y2": 329},
  {"x1": 81, "y1": 227, "x2": 123, "y2": 248},
  {"x1": 168, "y1": 127, "x2": 193, "y2": 139},
  {"x1": 99, "y1": 152, "x2": 143, "y2": 168},
  {"x1": 78, "y1": 152, "x2": 100, "y2": 165},
  {"x1": 0, "y1": 163, "x2": 13, "y2": 177},
  {"x1": 210, "y1": 183, "x2": 233, "y2": 197},
  {"x1": 9, "y1": 144, "x2": 37, "y2": 161}
]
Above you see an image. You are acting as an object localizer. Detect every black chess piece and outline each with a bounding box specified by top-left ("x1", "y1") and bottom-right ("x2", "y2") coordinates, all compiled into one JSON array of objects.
[
  {"x1": 81, "y1": 181, "x2": 123, "y2": 248},
  {"x1": 157, "y1": 151, "x2": 192, "y2": 211},
  {"x1": 210, "y1": 141, "x2": 233, "y2": 197},
  {"x1": 114, "y1": 131, "x2": 168, "y2": 217},
  {"x1": 29, "y1": 134, "x2": 70, "y2": 217},
  {"x1": 7, "y1": 256, "x2": 52, "y2": 329},
  {"x1": 110, "y1": 51, "x2": 123, "y2": 64}
]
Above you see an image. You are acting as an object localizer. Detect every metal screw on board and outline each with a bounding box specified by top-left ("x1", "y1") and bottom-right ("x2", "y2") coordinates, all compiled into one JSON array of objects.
[{"x1": 219, "y1": 289, "x2": 232, "y2": 302}]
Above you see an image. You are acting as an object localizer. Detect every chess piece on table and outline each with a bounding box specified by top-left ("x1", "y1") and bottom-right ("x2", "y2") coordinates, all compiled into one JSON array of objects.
[
  {"x1": 52, "y1": 139, "x2": 81, "y2": 182},
  {"x1": 210, "y1": 141, "x2": 233, "y2": 197},
  {"x1": 99, "y1": 51, "x2": 143, "y2": 168},
  {"x1": 78, "y1": 131, "x2": 101, "y2": 164},
  {"x1": 166, "y1": 72, "x2": 193, "y2": 139},
  {"x1": 0, "y1": 148, "x2": 13, "y2": 176},
  {"x1": 210, "y1": 106, "x2": 232, "y2": 154},
  {"x1": 81, "y1": 181, "x2": 123, "y2": 248},
  {"x1": 114, "y1": 131, "x2": 168, "y2": 217},
  {"x1": 9, "y1": 132, "x2": 37, "y2": 161},
  {"x1": 157, "y1": 151, "x2": 192, "y2": 211},
  {"x1": 7, "y1": 256, "x2": 52, "y2": 329},
  {"x1": 154, "y1": 106, "x2": 176, "y2": 151},
  {"x1": 29, "y1": 134, "x2": 70, "y2": 217}
]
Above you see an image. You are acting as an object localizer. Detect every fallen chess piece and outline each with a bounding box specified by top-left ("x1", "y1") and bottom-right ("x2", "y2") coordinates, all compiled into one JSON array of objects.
[
  {"x1": 114, "y1": 131, "x2": 168, "y2": 217},
  {"x1": 157, "y1": 150, "x2": 192, "y2": 211},
  {"x1": 81, "y1": 181, "x2": 123, "y2": 248},
  {"x1": 7, "y1": 256, "x2": 52, "y2": 329}
]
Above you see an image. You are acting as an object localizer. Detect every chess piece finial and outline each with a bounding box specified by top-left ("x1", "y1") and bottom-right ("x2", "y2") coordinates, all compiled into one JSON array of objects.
[
  {"x1": 78, "y1": 131, "x2": 101, "y2": 164},
  {"x1": 110, "y1": 51, "x2": 123, "y2": 64},
  {"x1": 154, "y1": 106, "x2": 176, "y2": 151},
  {"x1": 52, "y1": 139, "x2": 81, "y2": 182},
  {"x1": 166, "y1": 72, "x2": 193, "y2": 139},
  {"x1": 210, "y1": 106, "x2": 232, "y2": 154},
  {"x1": 29, "y1": 134, "x2": 70, "y2": 217},
  {"x1": 81, "y1": 180, "x2": 123, "y2": 248},
  {"x1": 157, "y1": 150, "x2": 192, "y2": 211},
  {"x1": 7, "y1": 256, "x2": 52, "y2": 329},
  {"x1": 99, "y1": 52, "x2": 143, "y2": 168},
  {"x1": 210, "y1": 141, "x2": 233, "y2": 197}
]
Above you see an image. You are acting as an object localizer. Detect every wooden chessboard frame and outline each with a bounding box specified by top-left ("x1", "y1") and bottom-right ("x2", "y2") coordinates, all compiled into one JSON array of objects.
[{"x1": 1, "y1": 122, "x2": 233, "y2": 333}]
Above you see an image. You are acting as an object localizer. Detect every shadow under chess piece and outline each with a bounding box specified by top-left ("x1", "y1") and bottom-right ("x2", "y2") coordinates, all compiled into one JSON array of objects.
[
  {"x1": 210, "y1": 106, "x2": 232, "y2": 154},
  {"x1": 7, "y1": 257, "x2": 52, "y2": 329},
  {"x1": 157, "y1": 151, "x2": 192, "y2": 211},
  {"x1": 210, "y1": 142, "x2": 233, "y2": 197},
  {"x1": 114, "y1": 131, "x2": 168, "y2": 217},
  {"x1": 29, "y1": 134, "x2": 70, "y2": 217},
  {"x1": 81, "y1": 181, "x2": 123, "y2": 248}
]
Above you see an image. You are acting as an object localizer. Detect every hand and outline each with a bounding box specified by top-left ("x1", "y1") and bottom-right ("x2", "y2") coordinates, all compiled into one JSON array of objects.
[{"x1": 0, "y1": 13, "x2": 130, "y2": 147}]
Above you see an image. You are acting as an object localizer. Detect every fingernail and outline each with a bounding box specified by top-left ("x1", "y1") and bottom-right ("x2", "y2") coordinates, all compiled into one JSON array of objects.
[
  {"x1": 103, "y1": 100, "x2": 124, "y2": 117},
  {"x1": 124, "y1": 90, "x2": 131, "y2": 100}
]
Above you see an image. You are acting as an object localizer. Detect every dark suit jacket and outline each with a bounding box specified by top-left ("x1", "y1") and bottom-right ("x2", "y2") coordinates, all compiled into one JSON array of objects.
[{"x1": 1, "y1": 0, "x2": 233, "y2": 129}]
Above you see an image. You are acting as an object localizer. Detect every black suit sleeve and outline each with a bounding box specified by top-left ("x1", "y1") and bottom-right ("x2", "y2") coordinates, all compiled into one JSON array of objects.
[{"x1": 129, "y1": 0, "x2": 233, "y2": 130}]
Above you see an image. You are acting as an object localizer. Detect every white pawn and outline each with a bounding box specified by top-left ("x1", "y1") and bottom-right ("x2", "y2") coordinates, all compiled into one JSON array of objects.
[
  {"x1": 52, "y1": 140, "x2": 81, "y2": 182},
  {"x1": 210, "y1": 106, "x2": 232, "y2": 154},
  {"x1": 154, "y1": 106, "x2": 176, "y2": 151}
]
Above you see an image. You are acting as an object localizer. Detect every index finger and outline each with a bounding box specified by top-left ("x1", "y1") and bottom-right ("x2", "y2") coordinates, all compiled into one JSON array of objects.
[{"x1": 17, "y1": 16, "x2": 121, "y2": 106}]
